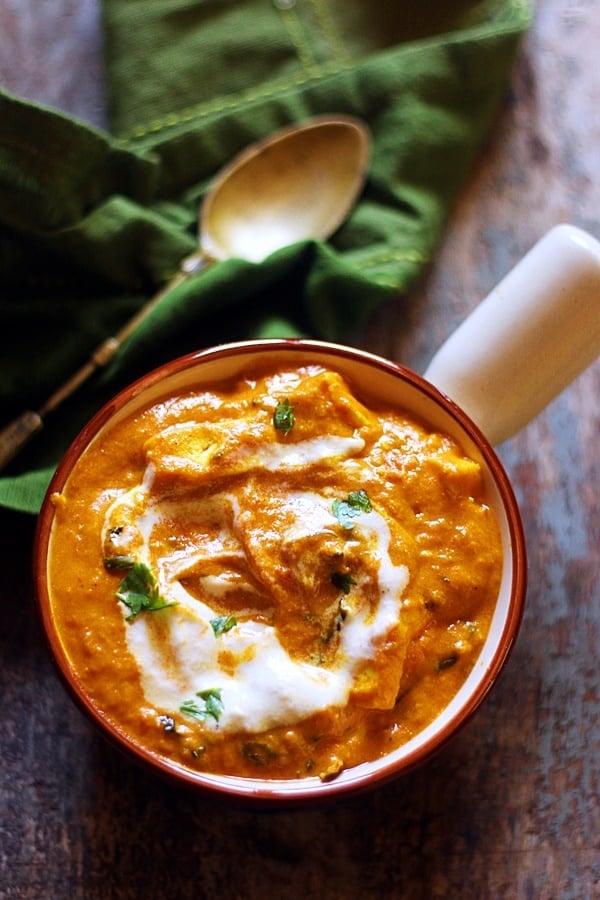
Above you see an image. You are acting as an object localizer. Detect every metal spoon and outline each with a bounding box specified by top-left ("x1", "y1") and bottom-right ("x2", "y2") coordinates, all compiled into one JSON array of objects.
[{"x1": 0, "y1": 115, "x2": 371, "y2": 471}]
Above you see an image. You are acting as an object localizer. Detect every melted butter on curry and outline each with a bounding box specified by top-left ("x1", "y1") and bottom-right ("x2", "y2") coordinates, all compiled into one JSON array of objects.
[{"x1": 48, "y1": 365, "x2": 502, "y2": 780}]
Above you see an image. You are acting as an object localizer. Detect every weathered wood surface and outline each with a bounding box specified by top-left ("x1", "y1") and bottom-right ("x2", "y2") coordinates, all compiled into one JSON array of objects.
[{"x1": 0, "y1": 2, "x2": 598, "y2": 898}]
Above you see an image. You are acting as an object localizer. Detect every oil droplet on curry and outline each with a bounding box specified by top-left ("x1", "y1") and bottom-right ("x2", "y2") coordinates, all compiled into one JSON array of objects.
[{"x1": 48, "y1": 365, "x2": 502, "y2": 781}]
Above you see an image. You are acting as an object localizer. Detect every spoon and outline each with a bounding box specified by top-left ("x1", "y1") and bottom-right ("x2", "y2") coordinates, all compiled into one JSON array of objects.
[{"x1": 0, "y1": 115, "x2": 371, "y2": 471}]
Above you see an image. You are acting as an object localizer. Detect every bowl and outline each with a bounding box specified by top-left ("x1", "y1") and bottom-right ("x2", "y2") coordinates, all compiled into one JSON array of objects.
[{"x1": 34, "y1": 338, "x2": 527, "y2": 806}]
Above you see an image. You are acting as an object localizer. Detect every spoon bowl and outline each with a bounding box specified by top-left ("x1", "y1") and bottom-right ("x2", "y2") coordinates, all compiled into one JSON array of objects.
[{"x1": 200, "y1": 116, "x2": 371, "y2": 263}]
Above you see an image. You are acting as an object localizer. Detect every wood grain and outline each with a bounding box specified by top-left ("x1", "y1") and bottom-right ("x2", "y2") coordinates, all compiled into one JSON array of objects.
[{"x1": 0, "y1": 2, "x2": 598, "y2": 898}]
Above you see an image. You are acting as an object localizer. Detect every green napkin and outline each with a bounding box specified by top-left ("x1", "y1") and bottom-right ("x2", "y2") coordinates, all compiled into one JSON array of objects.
[{"x1": 0, "y1": 0, "x2": 530, "y2": 514}]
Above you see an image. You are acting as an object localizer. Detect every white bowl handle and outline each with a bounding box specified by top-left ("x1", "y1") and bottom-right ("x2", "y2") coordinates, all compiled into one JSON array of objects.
[{"x1": 424, "y1": 224, "x2": 600, "y2": 446}]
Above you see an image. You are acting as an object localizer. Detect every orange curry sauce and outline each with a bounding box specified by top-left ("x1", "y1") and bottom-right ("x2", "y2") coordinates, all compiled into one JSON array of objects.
[{"x1": 47, "y1": 365, "x2": 502, "y2": 780}]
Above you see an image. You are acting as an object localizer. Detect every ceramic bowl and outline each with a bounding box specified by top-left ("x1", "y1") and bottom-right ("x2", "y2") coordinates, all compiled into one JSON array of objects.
[{"x1": 34, "y1": 338, "x2": 527, "y2": 806}]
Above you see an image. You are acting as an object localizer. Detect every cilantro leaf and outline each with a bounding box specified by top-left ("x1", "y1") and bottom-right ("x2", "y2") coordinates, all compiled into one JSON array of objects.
[
  {"x1": 331, "y1": 572, "x2": 357, "y2": 594},
  {"x1": 114, "y1": 561, "x2": 177, "y2": 623},
  {"x1": 210, "y1": 615, "x2": 238, "y2": 637},
  {"x1": 332, "y1": 490, "x2": 372, "y2": 529},
  {"x1": 104, "y1": 555, "x2": 136, "y2": 571},
  {"x1": 273, "y1": 398, "x2": 295, "y2": 434},
  {"x1": 180, "y1": 688, "x2": 224, "y2": 723}
]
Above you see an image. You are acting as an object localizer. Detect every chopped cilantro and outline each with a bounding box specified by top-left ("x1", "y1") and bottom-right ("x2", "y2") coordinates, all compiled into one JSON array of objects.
[
  {"x1": 331, "y1": 572, "x2": 357, "y2": 594},
  {"x1": 210, "y1": 615, "x2": 238, "y2": 636},
  {"x1": 112, "y1": 560, "x2": 177, "y2": 623},
  {"x1": 104, "y1": 555, "x2": 136, "y2": 571},
  {"x1": 332, "y1": 490, "x2": 372, "y2": 529},
  {"x1": 180, "y1": 688, "x2": 224, "y2": 723},
  {"x1": 273, "y1": 398, "x2": 295, "y2": 434}
]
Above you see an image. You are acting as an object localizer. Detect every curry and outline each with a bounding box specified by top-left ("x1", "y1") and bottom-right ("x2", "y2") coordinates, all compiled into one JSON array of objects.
[{"x1": 47, "y1": 364, "x2": 502, "y2": 780}]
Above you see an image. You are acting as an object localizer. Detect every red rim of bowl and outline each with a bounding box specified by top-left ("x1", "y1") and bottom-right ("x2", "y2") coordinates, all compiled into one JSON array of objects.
[{"x1": 33, "y1": 339, "x2": 527, "y2": 807}]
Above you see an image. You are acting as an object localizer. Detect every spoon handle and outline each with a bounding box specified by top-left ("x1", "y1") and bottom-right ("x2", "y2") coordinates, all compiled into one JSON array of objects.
[
  {"x1": 0, "y1": 251, "x2": 209, "y2": 472},
  {"x1": 0, "y1": 411, "x2": 45, "y2": 472}
]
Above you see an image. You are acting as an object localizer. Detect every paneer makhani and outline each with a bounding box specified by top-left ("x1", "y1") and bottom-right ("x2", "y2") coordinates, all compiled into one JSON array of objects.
[{"x1": 47, "y1": 365, "x2": 502, "y2": 780}]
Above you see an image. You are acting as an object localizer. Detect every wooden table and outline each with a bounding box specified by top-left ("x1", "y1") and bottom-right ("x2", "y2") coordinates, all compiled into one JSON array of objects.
[{"x1": 1, "y1": 2, "x2": 598, "y2": 897}]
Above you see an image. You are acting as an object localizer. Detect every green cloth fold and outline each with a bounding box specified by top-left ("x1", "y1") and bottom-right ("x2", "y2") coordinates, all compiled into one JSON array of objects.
[{"x1": 0, "y1": 0, "x2": 531, "y2": 513}]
